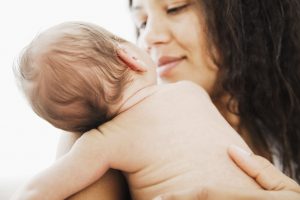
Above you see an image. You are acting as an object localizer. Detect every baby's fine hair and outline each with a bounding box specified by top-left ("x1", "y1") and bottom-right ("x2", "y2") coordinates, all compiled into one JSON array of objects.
[{"x1": 16, "y1": 22, "x2": 131, "y2": 132}]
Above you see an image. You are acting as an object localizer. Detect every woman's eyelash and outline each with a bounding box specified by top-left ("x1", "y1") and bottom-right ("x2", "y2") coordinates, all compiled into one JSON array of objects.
[
  {"x1": 167, "y1": 3, "x2": 190, "y2": 14},
  {"x1": 136, "y1": 3, "x2": 191, "y2": 30}
]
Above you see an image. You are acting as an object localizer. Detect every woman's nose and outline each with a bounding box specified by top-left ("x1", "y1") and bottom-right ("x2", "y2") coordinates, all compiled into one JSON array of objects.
[{"x1": 140, "y1": 17, "x2": 171, "y2": 50}]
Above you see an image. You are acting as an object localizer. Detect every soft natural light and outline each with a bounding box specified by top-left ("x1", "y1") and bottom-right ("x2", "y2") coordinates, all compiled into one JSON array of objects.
[{"x1": 0, "y1": 0, "x2": 134, "y2": 198}]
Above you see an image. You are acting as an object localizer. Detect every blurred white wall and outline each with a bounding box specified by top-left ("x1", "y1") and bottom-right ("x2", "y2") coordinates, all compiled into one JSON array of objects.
[{"x1": 0, "y1": 0, "x2": 135, "y2": 198}]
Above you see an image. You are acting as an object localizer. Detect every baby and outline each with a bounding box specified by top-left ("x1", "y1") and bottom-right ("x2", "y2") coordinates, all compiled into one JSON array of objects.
[{"x1": 13, "y1": 22, "x2": 259, "y2": 200}]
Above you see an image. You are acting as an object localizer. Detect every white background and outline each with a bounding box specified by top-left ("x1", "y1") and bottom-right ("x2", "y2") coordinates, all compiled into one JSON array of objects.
[{"x1": 0, "y1": 0, "x2": 134, "y2": 197}]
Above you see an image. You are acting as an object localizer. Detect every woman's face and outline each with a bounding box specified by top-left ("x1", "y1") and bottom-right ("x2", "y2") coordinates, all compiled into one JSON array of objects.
[{"x1": 130, "y1": 0, "x2": 219, "y2": 94}]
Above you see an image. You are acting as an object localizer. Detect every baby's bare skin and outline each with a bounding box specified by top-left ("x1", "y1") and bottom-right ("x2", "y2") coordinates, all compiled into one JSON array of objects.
[
  {"x1": 12, "y1": 81, "x2": 259, "y2": 200},
  {"x1": 13, "y1": 24, "x2": 259, "y2": 200},
  {"x1": 87, "y1": 81, "x2": 259, "y2": 200}
]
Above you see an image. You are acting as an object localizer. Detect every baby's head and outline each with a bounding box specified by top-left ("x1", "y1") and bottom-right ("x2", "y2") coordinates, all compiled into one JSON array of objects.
[{"x1": 16, "y1": 22, "x2": 157, "y2": 132}]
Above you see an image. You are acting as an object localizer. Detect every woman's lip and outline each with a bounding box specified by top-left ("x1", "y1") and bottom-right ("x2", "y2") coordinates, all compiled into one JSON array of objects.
[{"x1": 157, "y1": 57, "x2": 185, "y2": 77}]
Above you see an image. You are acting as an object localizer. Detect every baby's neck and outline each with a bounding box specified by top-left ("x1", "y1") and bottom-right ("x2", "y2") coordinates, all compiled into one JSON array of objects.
[{"x1": 116, "y1": 84, "x2": 159, "y2": 115}]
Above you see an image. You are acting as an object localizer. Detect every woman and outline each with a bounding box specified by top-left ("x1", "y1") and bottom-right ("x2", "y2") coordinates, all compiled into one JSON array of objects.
[
  {"x1": 129, "y1": 0, "x2": 300, "y2": 198},
  {"x1": 59, "y1": 0, "x2": 300, "y2": 199}
]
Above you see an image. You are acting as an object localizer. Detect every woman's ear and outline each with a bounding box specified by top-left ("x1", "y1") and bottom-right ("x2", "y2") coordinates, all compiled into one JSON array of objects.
[{"x1": 117, "y1": 47, "x2": 147, "y2": 72}]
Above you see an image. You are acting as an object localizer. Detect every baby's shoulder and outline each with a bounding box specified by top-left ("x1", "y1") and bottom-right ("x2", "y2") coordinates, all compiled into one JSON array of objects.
[
  {"x1": 164, "y1": 81, "x2": 209, "y2": 98},
  {"x1": 174, "y1": 80, "x2": 203, "y2": 88}
]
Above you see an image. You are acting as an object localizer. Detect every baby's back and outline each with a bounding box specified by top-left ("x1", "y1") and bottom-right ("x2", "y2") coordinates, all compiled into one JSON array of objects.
[{"x1": 99, "y1": 81, "x2": 258, "y2": 200}]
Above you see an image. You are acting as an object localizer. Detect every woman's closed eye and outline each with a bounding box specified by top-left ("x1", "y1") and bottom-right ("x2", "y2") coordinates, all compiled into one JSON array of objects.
[
  {"x1": 138, "y1": 20, "x2": 147, "y2": 30},
  {"x1": 132, "y1": 14, "x2": 147, "y2": 31},
  {"x1": 136, "y1": 4, "x2": 191, "y2": 30},
  {"x1": 167, "y1": 3, "x2": 191, "y2": 15}
]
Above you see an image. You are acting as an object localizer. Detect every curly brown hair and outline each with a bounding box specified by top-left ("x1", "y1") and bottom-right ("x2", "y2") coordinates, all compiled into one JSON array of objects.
[{"x1": 129, "y1": 0, "x2": 300, "y2": 182}]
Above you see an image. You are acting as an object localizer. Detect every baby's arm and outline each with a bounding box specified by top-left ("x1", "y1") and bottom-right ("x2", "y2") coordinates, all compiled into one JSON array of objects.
[
  {"x1": 56, "y1": 131, "x2": 130, "y2": 200},
  {"x1": 11, "y1": 129, "x2": 110, "y2": 200}
]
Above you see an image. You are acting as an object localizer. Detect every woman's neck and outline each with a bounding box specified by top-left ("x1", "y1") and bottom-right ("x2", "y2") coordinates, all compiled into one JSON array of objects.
[
  {"x1": 213, "y1": 94, "x2": 240, "y2": 130},
  {"x1": 213, "y1": 94, "x2": 272, "y2": 160},
  {"x1": 213, "y1": 94, "x2": 252, "y2": 149}
]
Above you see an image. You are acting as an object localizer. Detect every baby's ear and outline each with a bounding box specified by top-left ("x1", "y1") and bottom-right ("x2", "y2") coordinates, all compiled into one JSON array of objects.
[{"x1": 116, "y1": 47, "x2": 147, "y2": 72}]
